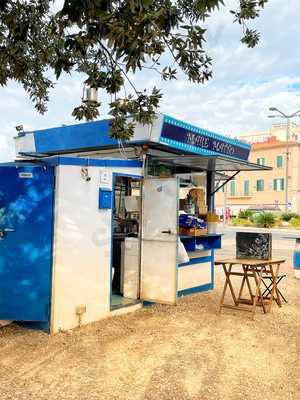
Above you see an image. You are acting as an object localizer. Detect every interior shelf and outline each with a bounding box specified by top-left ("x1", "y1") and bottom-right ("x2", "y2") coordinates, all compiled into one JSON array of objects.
[
  {"x1": 180, "y1": 234, "x2": 222, "y2": 252},
  {"x1": 187, "y1": 250, "x2": 211, "y2": 259}
]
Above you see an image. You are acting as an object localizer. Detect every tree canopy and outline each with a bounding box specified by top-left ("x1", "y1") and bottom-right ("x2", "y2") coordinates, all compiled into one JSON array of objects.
[{"x1": 0, "y1": 1, "x2": 268, "y2": 139}]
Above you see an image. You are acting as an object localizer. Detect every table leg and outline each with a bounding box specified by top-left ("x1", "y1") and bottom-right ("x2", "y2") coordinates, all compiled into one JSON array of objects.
[
  {"x1": 268, "y1": 263, "x2": 281, "y2": 311},
  {"x1": 219, "y1": 264, "x2": 229, "y2": 313},
  {"x1": 226, "y1": 265, "x2": 238, "y2": 306},
  {"x1": 251, "y1": 266, "x2": 266, "y2": 319},
  {"x1": 237, "y1": 271, "x2": 246, "y2": 304},
  {"x1": 219, "y1": 264, "x2": 238, "y2": 312},
  {"x1": 244, "y1": 265, "x2": 254, "y2": 299}
]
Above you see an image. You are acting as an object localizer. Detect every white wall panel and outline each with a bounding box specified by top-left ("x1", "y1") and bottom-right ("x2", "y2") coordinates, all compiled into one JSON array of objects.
[
  {"x1": 51, "y1": 164, "x2": 142, "y2": 333},
  {"x1": 141, "y1": 240, "x2": 177, "y2": 304},
  {"x1": 14, "y1": 132, "x2": 36, "y2": 157},
  {"x1": 177, "y1": 262, "x2": 212, "y2": 291}
]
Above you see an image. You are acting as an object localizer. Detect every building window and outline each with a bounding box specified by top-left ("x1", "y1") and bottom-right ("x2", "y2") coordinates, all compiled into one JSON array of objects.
[
  {"x1": 256, "y1": 179, "x2": 264, "y2": 192},
  {"x1": 257, "y1": 157, "x2": 266, "y2": 166},
  {"x1": 274, "y1": 178, "x2": 284, "y2": 191},
  {"x1": 276, "y1": 155, "x2": 283, "y2": 168},
  {"x1": 244, "y1": 180, "x2": 250, "y2": 196},
  {"x1": 230, "y1": 180, "x2": 236, "y2": 196}
]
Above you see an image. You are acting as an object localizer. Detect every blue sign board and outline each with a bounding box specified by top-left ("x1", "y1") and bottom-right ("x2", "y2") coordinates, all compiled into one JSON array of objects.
[{"x1": 160, "y1": 121, "x2": 250, "y2": 161}]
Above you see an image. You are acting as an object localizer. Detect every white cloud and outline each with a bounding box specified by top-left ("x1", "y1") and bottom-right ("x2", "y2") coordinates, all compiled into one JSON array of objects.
[
  {"x1": 0, "y1": 126, "x2": 15, "y2": 162},
  {"x1": 0, "y1": 0, "x2": 300, "y2": 161}
]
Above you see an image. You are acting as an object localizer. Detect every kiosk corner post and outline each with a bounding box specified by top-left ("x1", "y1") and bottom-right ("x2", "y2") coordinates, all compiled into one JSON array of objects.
[{"x1": 206, "y1": 171, "x2": 216, "y2": 212}]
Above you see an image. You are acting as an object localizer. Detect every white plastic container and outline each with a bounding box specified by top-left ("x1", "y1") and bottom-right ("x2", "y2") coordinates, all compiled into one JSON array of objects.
[{"x1": 207, "y1": 222, "x2": 218, "y2": 234}]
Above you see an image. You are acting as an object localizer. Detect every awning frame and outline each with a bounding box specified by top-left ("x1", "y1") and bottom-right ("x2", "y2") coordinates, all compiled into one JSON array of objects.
[
  {"x1": 146, "y1": 153, "x2": 272, "y2": 173},
  {"x1": 210, "y1": 171, "x2": 240, "y2": 197},
  {"x1": 145, "y1": 152, "x2": 272, "y2": 201}
]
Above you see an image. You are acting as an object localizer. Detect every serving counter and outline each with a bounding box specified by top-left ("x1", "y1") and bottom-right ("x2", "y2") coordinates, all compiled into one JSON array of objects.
[{"x1": 177, "y1": 233, "x2": 222, "y2": 296}]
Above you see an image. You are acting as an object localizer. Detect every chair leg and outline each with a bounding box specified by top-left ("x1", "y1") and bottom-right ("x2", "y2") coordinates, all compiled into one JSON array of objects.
[
  {"x1": 278, "y1": 289, "x2": 288, "y2": 303},
  {"x1": 261, "y1": 275, "x2": 288, "y2": 305},
  {"x1": 261, "y1": 279, "x2": 273, "y2": 298},
  {"x1": 273, "y1": 276, "x2": 288, "y2": 304},
  {"x1": 261, "y1": 273, "x2": 288, "y2": 306}
]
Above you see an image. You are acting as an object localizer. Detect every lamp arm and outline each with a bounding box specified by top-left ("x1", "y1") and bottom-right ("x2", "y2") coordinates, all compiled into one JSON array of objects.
[
  {"x1": 276, "y1": 109, "x2": 288, "y2": 118},
  {"x1": 291, "y1": 110, "x2": 300, "y2": 117}
]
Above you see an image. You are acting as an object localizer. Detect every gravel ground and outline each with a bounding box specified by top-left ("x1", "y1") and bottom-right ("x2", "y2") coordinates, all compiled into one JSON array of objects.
[{"x1": 0, "y1": 237, "x2": 299, "y2": 400}]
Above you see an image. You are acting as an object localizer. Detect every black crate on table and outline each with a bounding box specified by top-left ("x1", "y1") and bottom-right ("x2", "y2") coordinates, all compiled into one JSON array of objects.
[{"x1": 236, "y1": 232, "x2": 272, "y2": 260}]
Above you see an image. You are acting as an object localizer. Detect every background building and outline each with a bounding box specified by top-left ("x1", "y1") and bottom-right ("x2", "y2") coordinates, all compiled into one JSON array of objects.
[
  {"x1": 216, "y1": 123, "x2": 300, "y2": 215},
  {"x1": 236, "y1": 122, "x2": 300, "y2": 143}
]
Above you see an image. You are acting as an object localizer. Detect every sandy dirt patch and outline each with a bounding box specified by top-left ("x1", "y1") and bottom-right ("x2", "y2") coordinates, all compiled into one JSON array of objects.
[{"x1": 0, "y1": 238, "x2": 299, "y2": 400}]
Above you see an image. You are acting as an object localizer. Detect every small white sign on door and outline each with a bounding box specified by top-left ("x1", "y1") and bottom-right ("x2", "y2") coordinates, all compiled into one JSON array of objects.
[
  {"x1": 99, "y1": 170, "x2": 110, "y2": 186},
  {"x1": 19, "y1": 172, "x2": 33, "y2": 179}
]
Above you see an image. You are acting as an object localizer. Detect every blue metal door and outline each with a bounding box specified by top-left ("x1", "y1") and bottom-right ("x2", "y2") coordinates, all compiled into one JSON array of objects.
[{"x1": 0, "y1": 165, "x2": 54, "y2": 324}]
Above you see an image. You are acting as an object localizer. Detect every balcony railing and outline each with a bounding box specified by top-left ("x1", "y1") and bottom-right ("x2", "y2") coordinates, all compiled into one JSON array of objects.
[{"x1": 227, "y1": 192, "x2": 252, "y2": 198}]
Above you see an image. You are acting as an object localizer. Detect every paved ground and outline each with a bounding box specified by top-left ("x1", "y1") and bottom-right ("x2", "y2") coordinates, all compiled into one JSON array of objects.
[
  {"x1": 222, "y1": 224, "x2": 300, "y2": 242},
  {"x1": 0, "y1": 230, "x2": 299, "y2": 400}
]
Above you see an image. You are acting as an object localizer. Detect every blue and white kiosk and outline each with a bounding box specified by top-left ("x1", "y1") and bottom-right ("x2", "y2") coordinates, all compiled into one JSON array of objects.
[{"x1": 0, "y1": 114, "x2": 268, "y2": 333}]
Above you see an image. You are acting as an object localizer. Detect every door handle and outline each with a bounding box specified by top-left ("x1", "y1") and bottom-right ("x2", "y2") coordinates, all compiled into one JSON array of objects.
[
  {"x1": 0, "y1": 228, "x2": 14, "y2": 240},
  {"x1": 161, "y1": 229, "x2": 172, "y2": 234}
]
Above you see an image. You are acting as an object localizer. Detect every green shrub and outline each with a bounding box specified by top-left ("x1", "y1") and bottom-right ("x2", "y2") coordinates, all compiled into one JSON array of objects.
[
  {"x1": 289, "y1": 217, "x2": 300, "y2": 228},
  {"x1": 231, "y1": 217, "x2": 254, "y2": 227},
  {"x1": 238, "y1": 209, "x2": 253, "y2": 220},
  {"x1": 254, "y1": 212, "x2": 275, "y2": 228},
  {"x1": 281, "y1": 212, "x2": 299, "y2": 222}
]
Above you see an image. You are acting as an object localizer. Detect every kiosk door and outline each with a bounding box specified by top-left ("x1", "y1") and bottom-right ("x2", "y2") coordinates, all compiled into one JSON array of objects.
[
  {"x1": 0, "y1": 165, "x2": 54, "y2": 326},
  {"x1": 140, "y1": 177, "x2": 178, "y2": 304}
]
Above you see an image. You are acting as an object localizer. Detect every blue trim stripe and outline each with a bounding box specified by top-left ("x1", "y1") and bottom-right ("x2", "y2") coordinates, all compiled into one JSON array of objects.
[
  {"x1": 160, "y1": 136, "x2": 219, "y2": 157},
  {"x1": 211, "y1": 249, "x2": 215, "y2": 287},
  {"x1": 177, "y1": 283, "x2": 213, "y2": 297},
  {"x1": 41, "y1": 156, "x2": 142, "y2": 168},
  {"x1": 178, "y1": 255, "x2": 212, "y2": 267},
  {"x1": 0, "y1": 157, "x2": 142, "y2": 168}
]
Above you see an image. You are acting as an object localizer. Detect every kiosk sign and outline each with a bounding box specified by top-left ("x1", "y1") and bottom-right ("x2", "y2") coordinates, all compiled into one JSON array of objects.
[{"x1": 160, "y1": 122, "x2": 250, "y2": 161}]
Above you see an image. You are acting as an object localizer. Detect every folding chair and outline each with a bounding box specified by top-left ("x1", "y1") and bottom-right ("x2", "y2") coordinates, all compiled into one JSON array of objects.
[{"x1": 262, "y1": 274, "x2": 288, "y2": 304}]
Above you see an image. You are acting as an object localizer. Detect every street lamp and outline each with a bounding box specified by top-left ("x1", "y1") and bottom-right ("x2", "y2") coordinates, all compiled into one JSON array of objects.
[{"x1": 268, "y1": 107, "x2": 300, "y2": 213}]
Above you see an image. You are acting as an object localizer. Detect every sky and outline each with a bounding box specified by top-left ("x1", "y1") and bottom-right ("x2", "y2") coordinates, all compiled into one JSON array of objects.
[{"x1": 1, "y1": 0, "x2": 300, "y2": 161}]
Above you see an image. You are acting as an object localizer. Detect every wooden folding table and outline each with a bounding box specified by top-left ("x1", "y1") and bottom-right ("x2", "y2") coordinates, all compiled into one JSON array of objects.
[{"x1": 215, "y1": 258, "x2": 286, "y2": 319}]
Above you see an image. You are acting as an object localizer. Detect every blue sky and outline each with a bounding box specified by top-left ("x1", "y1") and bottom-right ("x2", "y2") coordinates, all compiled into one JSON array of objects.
[{"x1": 1, "y1": 0, "x2": 300, "y2": 161}]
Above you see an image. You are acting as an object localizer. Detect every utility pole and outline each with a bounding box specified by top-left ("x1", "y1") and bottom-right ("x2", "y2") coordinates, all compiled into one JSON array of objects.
[
  {"x1": 268, "y1": 108, "x2": 300, "y2": 213},
  {"x1": 224, "y1": 181, "x2": 228, "y2": 225},
  {"x1": 285, "y1": 119, "x2": 290, "y2": 213}
]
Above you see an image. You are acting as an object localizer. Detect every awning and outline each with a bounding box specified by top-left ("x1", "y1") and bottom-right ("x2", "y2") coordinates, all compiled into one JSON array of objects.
[{"x1": 148, "y1": 154, "x2": 271, "y2": 172}]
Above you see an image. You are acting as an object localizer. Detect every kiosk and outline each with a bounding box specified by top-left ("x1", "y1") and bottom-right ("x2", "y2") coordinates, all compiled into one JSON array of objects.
[{"x1": 0, "y1": 114, "x2": 269, "y2": 332}]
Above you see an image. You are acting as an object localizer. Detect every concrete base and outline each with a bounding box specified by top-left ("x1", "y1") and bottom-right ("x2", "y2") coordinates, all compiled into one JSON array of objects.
[
  {"x1": 294, "y1": 269, "x2": 300, "y2": 279},
  {"x1": 110, "y1": 302, "x2": 142, "y2": 317}
]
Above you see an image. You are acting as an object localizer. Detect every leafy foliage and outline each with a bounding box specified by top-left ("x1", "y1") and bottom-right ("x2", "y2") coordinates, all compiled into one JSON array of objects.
[
  {"x1": 281, "y1": 212, "x2": 299, "y2": 222},
  {"x1": 231, "y1": 217, "x2": 254, "y2": 227},
  {"x1": 238, "y1": 209, "x2": 253, "y2": 220},
  {"x1": 254, "y1": 212, "x2": 275, "y2": 228},
  {"x1": 289, "y1": 217, "x2": 300, "y2": 229},
  {"x1": 0, "y1": 1, "x2": 268, "y2": 139}
]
